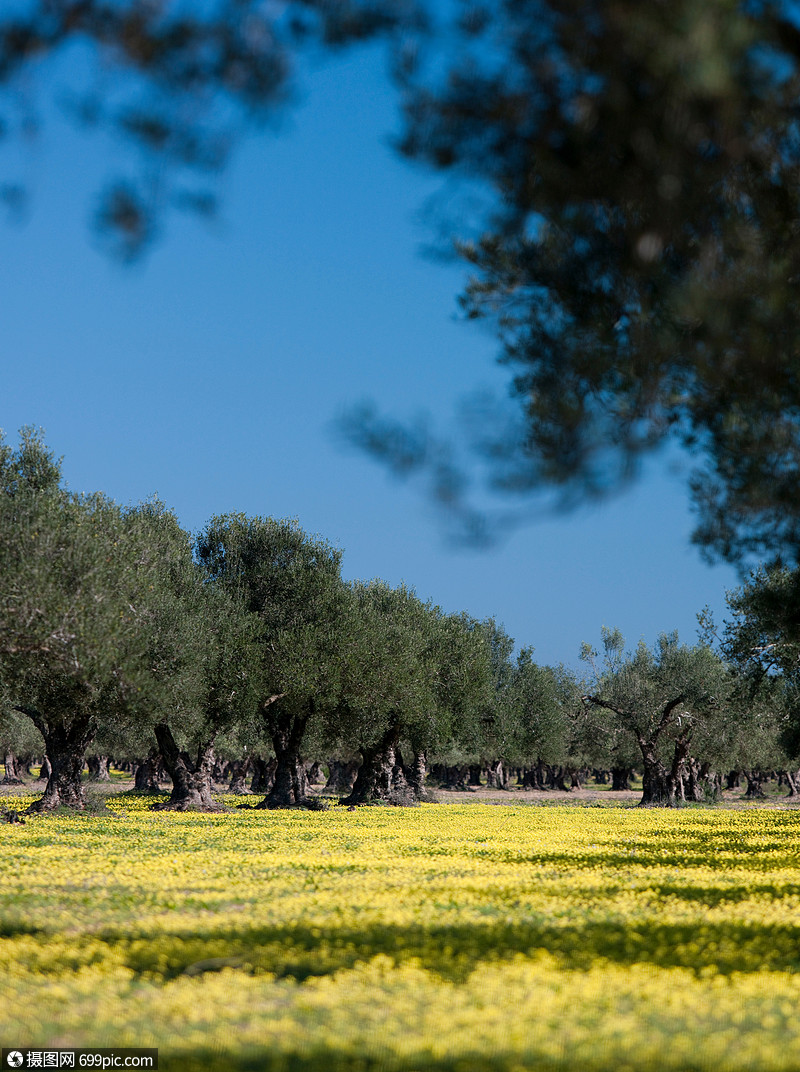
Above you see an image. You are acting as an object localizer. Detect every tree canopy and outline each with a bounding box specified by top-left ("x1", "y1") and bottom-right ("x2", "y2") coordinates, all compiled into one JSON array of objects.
[
  {"x1": 345, "y1": 0, "x2": 800, "y2": 568},
  {"x1": 0, "y1": 431, "x2": 177, "y2": 809},
  {"x1": 196, "y1": 513, "x2": 351, "y2": 807},
  {"x1": 582, "y1": 629, "x2": 732, "y2": 805}
]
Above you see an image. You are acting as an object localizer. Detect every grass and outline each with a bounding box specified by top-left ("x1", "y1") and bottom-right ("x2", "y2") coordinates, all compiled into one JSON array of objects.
[{"x1": 0, "y1": 792, "x2": 799, "y2": 1070}]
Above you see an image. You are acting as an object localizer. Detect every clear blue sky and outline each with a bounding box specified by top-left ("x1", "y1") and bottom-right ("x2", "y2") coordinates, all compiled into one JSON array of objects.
[{"x1": 1, "y1": 41, "x2": 741, "y2": 669}]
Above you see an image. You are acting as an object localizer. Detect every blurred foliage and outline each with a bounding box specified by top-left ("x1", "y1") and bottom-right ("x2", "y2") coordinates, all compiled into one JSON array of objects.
[
  {"x1": 346, "y1": 0, "x2": 800, "y2": 567},
  {"x1": 0, "y1": 0, "x2": 423, "y2": 257}
]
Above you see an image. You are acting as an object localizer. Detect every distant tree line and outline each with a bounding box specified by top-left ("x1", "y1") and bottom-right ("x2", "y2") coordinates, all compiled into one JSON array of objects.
[{"x1": 1, "y1": 429, "x2": 798, "y2": 817}]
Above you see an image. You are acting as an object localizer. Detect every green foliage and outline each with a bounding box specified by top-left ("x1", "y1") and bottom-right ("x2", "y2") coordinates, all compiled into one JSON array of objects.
[
  {"x1": 109, "y1": 504, "x2": 265, "y2": 760},
  {"x1": 196, "y1": 515, "x2": 350, "y2": 769},
  {"x1": 582, "y1": 630, "x2": 733, "y2": 769},
  {"x1": 505, "y1": 650, "x2": 575, "y2": 766},
  {"x1": 0, "y1": 428, "x2": 789, "y2": 802},
  {"x1": 0, "y1": 431, "x2": 165, "y2": 735},
  {"x1": 722, "y1": 566, "x2": 800, "y2": 761},
  {"x1": 342, "y1": 580, "x2": 438, "y2": 751},
  {"x1": 347, "y1": 1, "x2": 800, "y2": 564},
  {"x1": 0, "y1": 703, "x2": 43, "y2": 760},
  {"x1": 466, "y1": 618, "x2": 515, "y2": 759},
  {"x1": 338, "y1": 581, "x2": 490, "y2": 757}
]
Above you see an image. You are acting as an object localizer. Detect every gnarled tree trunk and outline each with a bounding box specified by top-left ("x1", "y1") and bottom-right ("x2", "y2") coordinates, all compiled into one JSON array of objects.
[
  {"x1": 86, "y1": 754, "x2": 111, "y2": 781},
  {"x1": 486, "y1": 759, "x2": 509, "y2": 789},
  {"x1": 256, "y1": 697, "x2": 311, "y2": 808},
  {"x1": 305, "y1": 760, "x2": 325, "y2": 785},
  {"x1": 250, "y1": 756, "x2": 276, "y2": 793},
  {"x1": 228, "y1": 758, "x2": 252, "y2": 795},
  {"x1": 18, "y1": 710, "x2": 96, "y2": 813},
  {"x1": 324, "y1": 758, "x2": 360, "y2": 793},
  {"x1": 152, "y1": 724, "x2": 222, "y2": 811},
  {"x1": 685, "y1": 759, "x2": 707, "y2": 803},
  {"x1": 431, "y1": 763, "x2": 469, "y2": 790},
  {"x1": 521, "y1": 765, "x2": 546, "y2": 789},
  {"x1": 611, "y1": 766, "x2": 632, "y2": 790},
  {"x1": 134, "y1": 749, "x2": 163, "y2": 791},
  {"x1": 544, "y1": 764, "x2": 568, "y2": 791},
  {"x1": 404, "y1": 748, "x2": 436, "y2": 802},
  {"x1": 638, "y1": 739, "x2": 672, "y2": 807},
  {"x1": 342, "y1": 717, "x2": 416, "y2": 806},
  {"x1": 2, "y1": 750, "x2": 24, "y2": 784},
  {"x1": 745, "y1": 770, "x2": 766, "y2": 798}
]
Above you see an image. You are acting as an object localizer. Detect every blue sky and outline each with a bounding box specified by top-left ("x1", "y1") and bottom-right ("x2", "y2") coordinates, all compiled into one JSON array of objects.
[{"x1": 1, "y1": 41, "x2": 741, "y2": 669}]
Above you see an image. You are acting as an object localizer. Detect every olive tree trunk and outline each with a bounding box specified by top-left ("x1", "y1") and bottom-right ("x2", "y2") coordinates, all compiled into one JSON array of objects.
[
  {"x1": 342, "y1": 718, "x2": 417, "y2": 806},
  {"x1": 684, "y1": 758, "x2": 707, "y2": 803},
  {"x1": 16, "y1": 709, "x2": 96, "y2": 813},
  {"x1": 228, "y1": 758, "x2": 252, "y2": 795},
  {"x1": 134, "y1": 749, "x2": 163, "y2": 791},
  {"x1": 611, "y1": 766, "x2": 632, "y2": 790},
  {"x1": 638, "y1": 730, "x2": 692, "y2": 807},
  {"x1": 403, "y1": 748, "x2": 436, "y2": 802},
  {"x1": 250, "y1": 756, "x2": 276, "y2": 794},
  {"x1": 324, "y1": 758, "x2": 360, "y2": 793},
  {"x1": 256, "y1": 696, "x2": 312, "y2": 808},
  {"x1": 153, "y1": 723, "x2": 222, "y2": 811},
  {"x1": 86, "y1": 754, "x2": 111, "y2": 781},
  {"x1": 2, "y1": 750, "x2": 24, "y2": 784},
  {"x1": 486, "y1": 759, "x2": 509, "y2": 789},
  {"x1": 745, "y1": 770, "x2": 766, "y2": 798}
]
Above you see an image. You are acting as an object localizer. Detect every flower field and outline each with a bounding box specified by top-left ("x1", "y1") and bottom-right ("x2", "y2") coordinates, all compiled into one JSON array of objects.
[{"x1": 1, "y1": 794, "x2": 799, "y2": 1071}]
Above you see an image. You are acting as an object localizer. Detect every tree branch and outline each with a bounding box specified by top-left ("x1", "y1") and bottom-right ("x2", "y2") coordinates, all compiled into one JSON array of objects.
[
  {"x1": 654, "y1": 694, "x2": 687, "y2": 739},
  {"x1": 13, "y1": 704, "x2": 48, "y2": 738},
  {"x1": 582, "y1": 694, "x2": 627, "y2": 718}
]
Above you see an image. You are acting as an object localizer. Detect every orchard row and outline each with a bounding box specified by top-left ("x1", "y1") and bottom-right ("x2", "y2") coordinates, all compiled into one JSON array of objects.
[{"x1": 1, "y1": 429, "x2": 797, "y2": 815}]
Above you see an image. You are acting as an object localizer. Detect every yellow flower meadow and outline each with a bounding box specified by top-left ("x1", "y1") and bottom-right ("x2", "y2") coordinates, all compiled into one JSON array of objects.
[{"x1": 1, "y1": 794, "x2": 799, "y2": 1070}]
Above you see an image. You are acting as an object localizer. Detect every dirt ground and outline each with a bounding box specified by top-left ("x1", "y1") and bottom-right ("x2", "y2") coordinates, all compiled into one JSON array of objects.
[
  {"x1": 433, "y1": 784, "x2": 800, "y2": 809},
  {"x1": 435, "y1": 785, "x2": 641, "y2": 805},
  {"x1": 435, "y1": 784, "x2": 800, "y2": 808}
]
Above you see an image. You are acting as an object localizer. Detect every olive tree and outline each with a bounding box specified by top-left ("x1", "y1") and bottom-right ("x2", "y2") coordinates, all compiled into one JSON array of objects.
[
  {"x1": 111, "y1": 503, "x2": 266, "y2": 811},
  {"x1": 717, "y1": 568, "x2": 800, "y2": 786},
  {"x1": 196, "y1": 514, "x2": 350, "y2": 808},
  {"x1": 0, "y1": 702, "x2": 44, "y2": 785},
  {"x1": 337, "y1": 581, "x2": 490, "y2": 805},
  {"x1": 505, "y1": 652, "x2": 578, "y2": 789},
  {"x1": 582, "y1": 629, "x2": 731, "y2": 806},
  {"x1": 0, "y1": 431, "x2": 176, "y2": 811}
]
